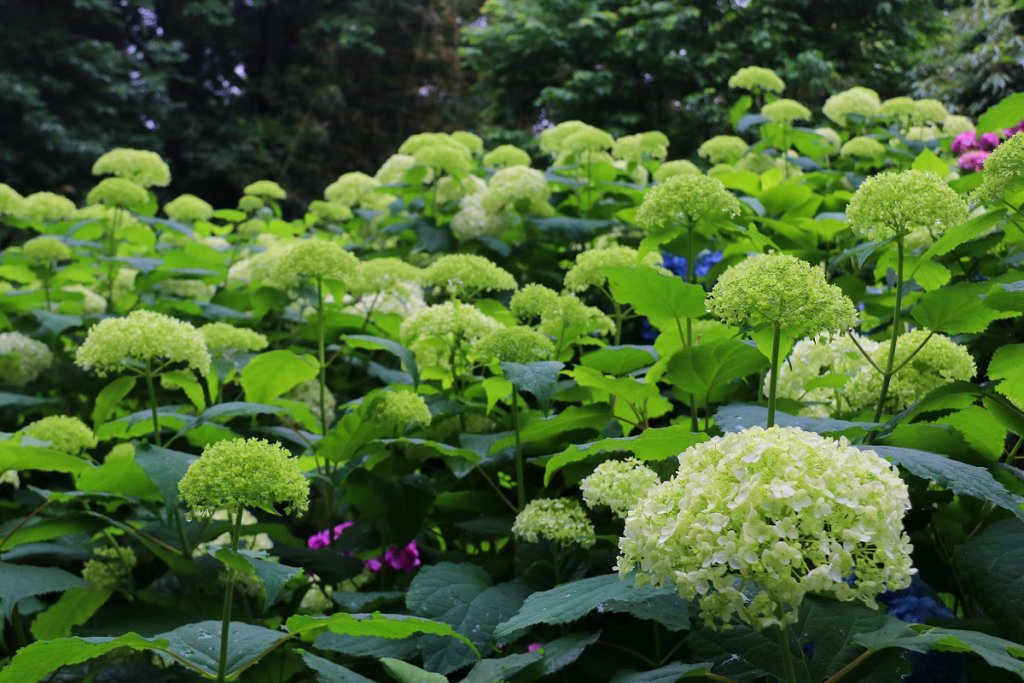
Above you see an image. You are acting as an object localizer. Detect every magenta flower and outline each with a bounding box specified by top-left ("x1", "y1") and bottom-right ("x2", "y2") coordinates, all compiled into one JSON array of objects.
[
  {"x1": 367, "y1": 541, "x2": 421, "y2": 573},
  {"x1": 1002, "y1": 120, "x2": 1024, "y2": 138},
  {"x1": 306, "y1": 522, "x2": 354, "y2": 550},
  {"x1": 979, "y1": 132, "x2": 1001, "y2": 151},
  {"x1": 957, "y1": 150, "x2": 989, "y2": 172},
  {"x1": 950, "y1": 131, "x2": 977, "y2": 154},
  {"x1": 528, "y1": 643, "x2": 542, "y2": 652}
]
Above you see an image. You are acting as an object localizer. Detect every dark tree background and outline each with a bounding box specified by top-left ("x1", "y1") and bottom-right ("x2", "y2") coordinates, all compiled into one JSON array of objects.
[{"x1": 1, "y1": 0, "x2": 1019, "y2": 207}]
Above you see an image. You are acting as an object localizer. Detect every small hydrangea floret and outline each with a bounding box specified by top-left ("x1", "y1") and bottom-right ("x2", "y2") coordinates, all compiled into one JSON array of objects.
[{"x1": 513, "y1": 498, "x2": 595, "y2": 547}]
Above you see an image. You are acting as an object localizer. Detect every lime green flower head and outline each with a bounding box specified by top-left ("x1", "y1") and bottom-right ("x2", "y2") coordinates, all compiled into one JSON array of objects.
[
  {"x1": 510, "y1": 285, "x2": 614, "y2": 338},
  {"x1": 399, "y1": 301, "x2": 500, "y2": 347},
  {"x1": 414, "y1": 143, "x2": 473, "y2": 177},
  {"x1": 238, "y1": 195, "x2": 264, "y2": 214},
  {"x1": 284, "y1": 379, "x2": 335, "y2": 424},
  {"x1": 422, "y1": 254, "x2": 517, "y2": 296},
  {"x1": 157, "y1": 279, "x2": 215, "y2": 302},
  {"x1": 636, "y1": 174, "x2": 741, "y2": 234},
  {"x1": 580, "y1": 458, "x2": 659, "y2": 519},
  {"x1": 840, "y1": 136, "x2": 886, "y2": 159},
  {"x1": 761, "y1": 98, "x2": 811, "y2": 123},
  {"x1": 728, "y1": 66, "x2": 785, "y2": 94},
  {"x1": 82, "y1": 546, "x2": 137, "y2": 590},
  {"x1": 539, "y1": 120, "x2": 589, "y2": 155},
  {"x1": 435, "y1": 175, "x2": 486, "y2": 206},
  {"x1": 879, "y1": 97, "x2": 916, "y2": 120},
  {"x1": 364, "y1": 391, "x2": 432, "y2": 432},
  {"x1": 164, "y1": 194, "x2": 214, "y2": 223},
  {"x1": 75, "y1": 310, "x2": 211, "y2": 376},
  {"x1": 510, "y1": 284, "x2": 560, "y2": 320},
  {"x1": 179, "y1": 437, "x2": 309, "y2": 517},
  {"x1": 697, "y1": 136, "x2": 749, "y2": 165},
  {"x1": 324, "y1": 172, "x2": 380, "y2": 207},
  {"x1": 561, "y1": 126, "x2": 615, "y2": 154},
  {"x1": 308, "y1": 200, "x2": 353, "y2": 224},
  {"x1": 275, "y1": 238, "x2": 358, "y2": 283},
  {"x1": 22, "y1": 415, "x2": 98, "y2": 456},
  {"x1": 0, "y1": 332, "x2": 53, "y2": 386},
  {"x1": 87, "y1": 178, "x2": 149, "y2": 209},
  {"x1": 617, "y1": 426, "x2": 914, "y2": 629},
  {"x1": 942, "y1": 115, "x2": 974, "y2": 137},
  {"x1": 653, "y1": 159, "x2": 701, "y2": 183},
  {"x1": 972, "y1": 132, "x2": 1024, "y2": 201},
  {"x1": 814, "y1": 128, "x2": 842, "y2": 155},
  {"x1": 822, "y1": 88, "x2": 881, "y2": 126},
  {"x1": 845, "y1": 329, "x2": 976, "y2": 414},
  {"x1": 911, "y1": 99, "x2": 949, "y2": 125},
  {"x1": 347, "y1": 257, "x2": 421, "y2": 297},
  {"x1": 450, "y1": 194, "x2": 511, "y2": 241},
  {"x1": 244, "y1": 180, "x2": 287, "y2": 200},
  {"x1": 513, "y1": 498, "x2": 595, "y2": 547},
  {"x1": 847, "y1": 170, "x2": 968, "y2": 242},
  {"x1": 200, "y1": 322, "x2": 268, "y2": 358},
  {"x1": 92, "y1": 148, "x2": 170, "y2": 188},
  {"x1": 475, "y1": 326, "x2": 555, "y2": 364},
  {"x1": 767, "y1": 333, "x2": 880, "y2": 418},
  {"x1": 452, "y1": 131, "x2": 484, "y2": 155},
  {"x1": 480, "y1": 166, "x2": 550, "y2": 214},
  {"x1": 19, "y1": 192, "x2": 77, "y2": 222},
  {"x1": 733, "y1": 154, "x2": 775, "y2": 175},
  {"x1": 612, "y1": 131, "x2": 670, "y2": 162},
  {"x1": 707, "y1": 253, "x2": 857, "y2": 334},
  {"x1": 564, "y1": 245, "x2": 662, "y2": 292},
  {"x1": 0, "y1": 184, "x2": 24, "y2": 216},
  {"x1": 905, "y1": 125, "x2": 937, "y2": 142},
  {"x1": 399, "y1": 132, "x2": 457, "y2": 155},
  {"x1": 23, "y1": 236, "x2": 71, "y2": 265},
  {"x1": 375, "y1": 154, "x2": 419, "y2": 184},
  {"x1": 482, "y1": 145, "x2": 531, "y2": 169},
  {"x1": 60, "y1": 285, "x2": 107, "y2": 316}
]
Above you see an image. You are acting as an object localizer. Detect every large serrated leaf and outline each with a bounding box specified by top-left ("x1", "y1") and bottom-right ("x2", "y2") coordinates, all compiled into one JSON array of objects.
[{"x1": 0, "y1": 561, "x2": 88, "y2": 618}]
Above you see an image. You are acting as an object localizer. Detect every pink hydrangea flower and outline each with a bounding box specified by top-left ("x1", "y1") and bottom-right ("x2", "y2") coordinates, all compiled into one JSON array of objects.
[
  {"x1": 1002, "y1": 121, "x2": 1024, "y2": 137},
  {"x1": 978, "y1": 132, "x2": 1001, "y2": 151},
  {"x1": 957, "y1": 150, "x2": 989, "y2": 171},
  {"x1": 950, "y1": 131, "x2": 977, "y2": 154},
  {"x1": 528, "y1": 643, "x2": 542, "y2": 652},
  {"x1": 367, "y1": 541, "x2": 421, "y2": 573},
  {"x1": 306, "y1": 521, "x2": 354, "y2": 549}
]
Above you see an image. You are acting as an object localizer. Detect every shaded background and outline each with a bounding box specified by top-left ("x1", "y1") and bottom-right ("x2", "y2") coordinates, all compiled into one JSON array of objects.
[{"x1": 1, "y1": 0, "x2": 1021, "y2": 209}]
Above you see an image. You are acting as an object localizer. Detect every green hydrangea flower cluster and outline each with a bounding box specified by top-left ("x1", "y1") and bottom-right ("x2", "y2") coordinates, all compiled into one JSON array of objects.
[
  {"x1": 847, "y1": 170, "x2": 969, "y2": 242},
  {"x1": 942, "y1": 115, "x2": 974, "y2": 136},
  {"x1": 510, "y1": 285, "x2": 614, "y2": 339},
  {"x1": 400, "y1": 301, "x2": 500, "y2": 347},
  {"x1": 653, "y1": 160, "x2": 701, "y2": 182},
  {"x1": 414, "y1": 142, "x2": 473, "y2": 177},
  {"x1": 761, "y1": 98, "x2": 811, "y2": 123},
  {"x1": 539, "y1": 121, "x2": 611, "y2": 156},
  {"x1": 617, "y1": 426, "x2": 915, "y2": 629},
  {"x1": 697, "y1": 136, "x2": 749, "y2": 165},
  {"x1": 238, "y1": 195, "x2": 265, "y2": 214},
  {"x1": 480, "y1": 166, "x2": 551, "y2": 214},
  {"x1": 76, "y1": 310, "x2": 211, "y2": 376},
  {"x1": 179, "y1": 438, "x2": 310, "y2": 517},
  {"x1": 274, "y1": 239, "x2": 359, "y2": 283},
  {"x1": 0, "y1": 332, "x2": 54, "y2": 386},
  {"x1": 19, "y1": 192, "x2": 77, "y2": 222},
  {"x1": 563, "y1": 246, "x2": 663, "y2": 292},
  {"x1": 244, "y1": 180, "x2": 287, "y2": 200},
  {"x1": 707, "y1": 254, "x2": 857, "y2": 334},
  {"x1": 435, "y1": 175, "x2": 486, "y2": 206},
  {"x1": 164, "y1": 194, "x2": 214, "y2": 223},
  {"x1": 22, "y1": 415, "x2": 98, "y2": 456},
  {"x1": 157, "y1": 279, "x2": 216, "y2": 302},
  {"x1": 452, "y1": 131, "x2": 484, "y2": 155},
  {"x1": 284, "y1": 379, "x2": 336, "y2": 424},
  {"x1": 727, "y1": 66, "x2": 785, "y2": 94},
  {"x1": 911, "y1": 99, "x2": 949, "y2": 125},
  {"x1": 512, "y1": 498, "x2": 595, "y2": 547},
  {"x1": 814, "y1": 128, "x2": 842, "y2": 154},
  {"x1": 972, "y1": 132, "x2": 1024, "y2": 201},
  {"x1": 422, "y1": 254, "x2": 517, "y2": 296},
  {"x1": 482, "y1": 145, "x2": 531, "y2": 169},
  {"x1": 375, "y1": 154, "x2": 419, "y2": 184},
  {"x1": 580, "y1": 458, "x2": 659, "y2": 519},
  {"x1": 308, "y1": 200, "x2": 353, "y2": 224},
  {"x1": 845, "y1": 329, "x2": 976, "y2": 413},
  {"x1": 822, "y1": 87, "x2": 881, "y2": 126},
  {"x1": 200, "y1": 323, "x2": 269, "y2": 358},
  {"x1": 347, "y1": 257, "x2": 422, "y2": 297},
  {"x1": 450, "y1": 194, "x2": 512, "y2": 241},
  {"x1": 636, "y1": 174, "x2": 741, "y2": 234},
  {"x1": 87, "y1": 178, "x2": 149, "y2": 209},
  {"x1": 767, "y1": 333, "x2": 880, "y2": 417},
  {"x1": 905, "y1": 126, "x2": 937, "y2": 142},
  {"x1": 23, "y1": 236, "x2": 71, "y2": 265},
  {"x1": 612, "y1": 131, "x2": 670, "y2": 162},
  {"x1": 82, "y1": 546, "x2": 138, "y2": 590},
  {"x1": 474, "y1": 326, "x2": 555, "y2": 364},
  {"x1": 92, "y1": 148, "x2": 170, "y2": 188},
  {"x1": 324, "y1": 172, "x2": 381, "y2": 207},
  {"x1": 0, "y1": 183, "x2": 24, "y2": 215},
  {"x1": 60, "y1": 285, "x2": 107, "y2": 315},
  {"x1": 840, "y1": 136, "x2": 886, "y2": 159},
  {"x1": 365, "y1": 391, "x2": 432, "y2": 432},
  {"x1": 879, "y1": 97, "x2": 917, "y2": 120}
]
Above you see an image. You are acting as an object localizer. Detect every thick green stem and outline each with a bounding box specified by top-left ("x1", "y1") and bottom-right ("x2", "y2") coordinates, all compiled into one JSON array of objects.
[
  {"x1": 216, "y1": 507, "x2": 244, "y2": 683},
  {"x1": 767, "y1": 324, "x2": 782, "y2": 429},
  {"x1": 685, "y1": 227, "x2": 698, "y2": 431},
  {"x1": 106, "y1": 208, "x2": 121, "y2": 312},
  {"x1": 512, "y1": 386, "x2": 525, "y2": 510},
  {"x1": 777, "y1": 619, "x2": 797, "y2": 683},
  {"x1": 316, "y1": 279, "x2": 329, "y2": 439},
  {"x1": 144, "y1": 362, "x2": 162, "y2": 447},
  {"x1": 873, "y1": 239, "x2": 904, "y2": 425}
]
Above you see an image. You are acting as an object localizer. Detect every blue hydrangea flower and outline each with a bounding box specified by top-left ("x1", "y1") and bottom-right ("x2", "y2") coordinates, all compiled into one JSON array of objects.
[
  {"x1": 879, "y1": 577, "x2": 965, "y2": 683},
  {"x1": 642, "y1": 250, "x2": 723, "y2": 342}
]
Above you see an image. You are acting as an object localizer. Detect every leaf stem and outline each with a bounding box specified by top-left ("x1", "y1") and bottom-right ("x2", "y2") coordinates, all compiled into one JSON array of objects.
[
  {"x1": 766, "y1": 324, "x2": 782, "y2": 429},
  {"x1": 512, "y1": 386, "x2": 525, "y2": 510},
  {"x1": 871, "y1": 238, "x2": 905, "y2": 428},
  {"x1": 144, "y1": 361, "x2": 161, "y2": 447}
]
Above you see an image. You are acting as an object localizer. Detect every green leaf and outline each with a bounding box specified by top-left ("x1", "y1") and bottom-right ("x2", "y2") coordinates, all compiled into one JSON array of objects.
[
  {"x1": 931, "y1": 406, "x2": 1007, "y2": 460},
  {"x1": 406, "y1": 562, "x2": 530, "y2": 674},
  {"x1": 161, "y1": 370, "x2": 206, "y2": 412},
  {"x1": 923, "y1": 208, "x2": 1007, "y2": 260},
  {"x1": 134, "y1": 443, "x2": 198, "y2": 507},
  {"x1": 75, "y1": 445, "x2": 162, "y2": 500},
  {"x1": 664, "y1": 338, "x2": 766, "y2": 398},
  {"x1": 793, "y1": 596, "x2": 899, "y2": 681},
  {"x1": 530, "y1": 631, "x2": 601, "y2": 676},
  {"x1": 911, "y1": 147, "x2": 950, "y2": 176},
  {"x1": 580, "y1": 345, "x2": 657, "y2": 376},
  {"x1": 462, "y1": 652, "x2": 542, "y2": 683},
  {"x1": 381, "y1": 658, "x2": 449, "y2": 683},
  {"x1": 855, "y1": 621, "x2": 1024, "y2": 676},
  {"x1": 173, "y1": 401, "x2": 284, "y2": 438},
  {"x1": 490, "y1": 404, "x2": 610, "y2": 454},
  {"x1": 545, "y1": 426, "x2": 708, "y2": 485},
  {"x1": 0, "y1": 392, "x2": 58, "y2": 409},
  {"x1": 211, "y1": 547, "x2": 303, "y2": 610},
  {"x1": 985, "y1": 280, "x2": 1024, "y2": 313},
  {"x1": 868, "y1": 445, "x2": 1024, "y2": 519},
  {"x1": 347, "y1": 334, "x2": 420, "y2": 388},
  {"x1": 380, "y1": 437, "x2": 480, "y2": 464},
  {"x1": 301, "y1": 651, "x2": 376, "y2": 683},
  {"x1": 0, "y1": 632, "x2": 164, "y2": 683},
  {"x1": 568, "y1": 366, "x2": 665, "y2": 418},
  {"x1": 156, "y1": 620, "x2": 282, "y2": 677},
  {"x1": 955, "y1": 519, "x2": 1024, "y2": 644},
  {"x1": 493, "y1": 573, "x2": 686, "y2": 643},
  {"x1": 978, "y1": 92, "x2": 1024, "y2": 134},
  {"x1": 609, "y1": 662, "x2": 714, "y2": 683},
  {"x1": 913, "y1": 280, "x2": 1019, "y2": 334},
  {"x1": 344, "y1": 471, "x2": 436, "y2": 544},
  {"x1": 241, "y1": 349, "x2": 319, "y2": 403},
  {"x1": 91, "y1": 376, "x2": 136, "y2": 429},
  {"x1": 601, "y1": 267, "x2": 707, "y2": 328},
  {"x1": 286, "y1": 612, "x2": 479, "y2": 656},
  {"x1": 0, "y1": 442, "x2": 94, "y2": 475},
  {"x1": 30, "y1": 587, "x2": 112, "y2": 640},
  {"x1": 0, "y1": 561, "x2": 88, "y2": 618},
  {"x1": 500, "y1": 361, "x2": 564, "y2": 412},
  {"x1": 989, "y1": 344, "x2": 1024, "y2": 409},
  {"x1": 716, "y1": 404, "x2": 877, "y2": 437}
]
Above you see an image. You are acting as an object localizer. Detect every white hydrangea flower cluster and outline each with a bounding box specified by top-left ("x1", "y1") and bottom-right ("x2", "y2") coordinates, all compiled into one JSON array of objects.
[
  {"x1": 512, "y1": 498, "x2": 595, "y2": 548},
  {"x1": 617, "y1": 426, "x2": 915, "y2": 630},
  {"x1": 0, "y1": 332, "x2": 54, "y2": 386},
  {"x1": 766, "y1": 333, "x2": 880, "y2": 417},
  {"x1": 580, "y1": 458, "x2": 659, "y2": 518},
  {"x1": 450, "y1": 193, "x2": 512, "y2": 241}
]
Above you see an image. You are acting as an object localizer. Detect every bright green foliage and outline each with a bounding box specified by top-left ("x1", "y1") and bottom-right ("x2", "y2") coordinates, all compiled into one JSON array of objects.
[
  {"x1": 512, "y1": 498, "x2": 595, "y2": 547},
  {"x1": 164, "y1": 194, "x2": 214, "y2": 222},
  {"x1": 580, "y1": 458, "x2": 659, "y2": 518},
  {"x1": 86, "y1": 177, "x2": 149, "y2": 208},
  {"x1": 847, "y1": 170, "x2": 969, "y2": 241},
  {"x1": 21, "y1": 416, "x2": 98, "y2": 456},
  {"x1": 178, "y1": 437, "x2": 309, "y2": 517},
  {"x1": 19, "y1": 192, "x2": 76, "y2": 221},
  {"x1": 365, "y1": 391, "x2": 432, "y2": 432},
  {"x1": 23, "y1": 236, "x2": 71, "y2": 264},
  {"x1": 75, "y1": 310, "x2": 211, "y2": 376},
  {"x1": 474, "y1": 326, "x2": 555, "y2": 364},
  {"x1": 728, "y1": 66, "x2": 785, "y2": 94}
]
